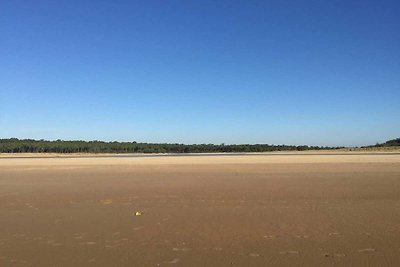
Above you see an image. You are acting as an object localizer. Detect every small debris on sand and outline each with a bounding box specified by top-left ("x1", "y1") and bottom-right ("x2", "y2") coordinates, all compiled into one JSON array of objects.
[{"x1": 102, "y1": 199, "x2": 112, "y2": 205}]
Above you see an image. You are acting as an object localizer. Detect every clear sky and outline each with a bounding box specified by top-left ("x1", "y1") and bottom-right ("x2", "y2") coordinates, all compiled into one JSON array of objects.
[{"x1": 1, "y1": 0, "x2": 399, "y2": 146}]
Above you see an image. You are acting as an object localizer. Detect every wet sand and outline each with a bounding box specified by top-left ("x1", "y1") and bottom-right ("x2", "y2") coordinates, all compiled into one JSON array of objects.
[{"x1": 1, "y1": 154, "x2": 400, "y2": 266}]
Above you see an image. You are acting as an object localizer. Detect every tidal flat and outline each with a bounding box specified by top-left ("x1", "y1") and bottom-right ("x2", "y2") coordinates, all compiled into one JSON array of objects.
[{"x1": 1, "y1": 153, "x2": 400, "y2": 266}]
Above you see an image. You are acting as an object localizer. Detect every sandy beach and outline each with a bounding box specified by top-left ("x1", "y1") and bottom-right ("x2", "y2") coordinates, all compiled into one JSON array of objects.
[{"x1": 1, "y1": 153, "x2": 400, "y2": 266}]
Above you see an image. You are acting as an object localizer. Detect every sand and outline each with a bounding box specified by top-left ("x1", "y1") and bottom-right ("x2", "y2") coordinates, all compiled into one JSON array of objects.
[{"x1": 1, "y1": 153, "x2": 400, "y2": 266}]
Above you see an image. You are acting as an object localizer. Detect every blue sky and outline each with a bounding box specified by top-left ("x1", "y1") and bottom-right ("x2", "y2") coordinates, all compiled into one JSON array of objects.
[{"x1": 1, "y1": 0, "x2": 399, "y2": 146}]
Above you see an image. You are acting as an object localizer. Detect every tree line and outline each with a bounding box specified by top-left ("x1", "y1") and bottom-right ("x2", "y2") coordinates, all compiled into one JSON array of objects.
[
  {"x1": 0, "y1": 138, "x2": 340, "y2": 153},
  {"x1": 370, "y1": 138, "x2": 400, "y2": 147}
]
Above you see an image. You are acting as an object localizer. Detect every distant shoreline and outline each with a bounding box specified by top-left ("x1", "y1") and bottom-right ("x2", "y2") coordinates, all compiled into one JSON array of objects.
[
  {"x1": 1, "y1": 148, "x2": 400, "y2": 158},
  {"x1": 2, "y1": 138, "x2": 399, "y2": 154}
]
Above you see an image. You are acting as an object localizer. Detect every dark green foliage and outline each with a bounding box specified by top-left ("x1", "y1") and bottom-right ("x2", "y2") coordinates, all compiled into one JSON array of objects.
[
  {"x1": 372, "y1": 138, "x2": 400, "y2": 147},
  {"x1": 0, "y1": 138, "x2": 341, "y2": 154}
]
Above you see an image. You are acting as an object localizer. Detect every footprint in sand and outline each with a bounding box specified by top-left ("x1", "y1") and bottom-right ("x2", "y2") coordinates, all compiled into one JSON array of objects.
[
  {"x1": 13, "y1": 234, "x2": 26, "y2": 238},
  {"x1": 113, "y1": 238, "x2": 129, "y2": 244},
  {"x1": 263, "y1": 235, "x2": 277, "y2": 239},
  {"x1": 168, "y1": 258, "x2": 180, "y2": 264},
  {"x1": 280, "y1": 250, "x2": 300, "y2": 255},
  {"x1": 358, "y1": 248, "x2": 376, "y2": 253},
  {"x1": 324, "y1": 253, "x2": 346, "y2": 258},
  {"x1": 172, "y1": 248, "x2": 191, "y2": 252},
  {"x1": 10, "y1": 259, "x2": 28, "y2": 264},
  {"x1": 328, "y1": 232, "x2": 340, "y2": 237},
  {"x1": 295, "y1": 235, "x2": 309, "y2": 239}
]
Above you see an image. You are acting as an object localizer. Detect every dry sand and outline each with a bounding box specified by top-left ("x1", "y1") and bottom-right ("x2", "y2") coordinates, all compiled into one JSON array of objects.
[{"x1": 1, "y1": 153, "x2": 400, "y2": 266}]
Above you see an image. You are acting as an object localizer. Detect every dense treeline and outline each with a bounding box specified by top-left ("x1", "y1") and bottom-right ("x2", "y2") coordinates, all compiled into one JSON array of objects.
[
  {"x1": 0, "y1": 138, "x2": 339, "y2": 153},
  {"x1": 371, "y1": 138, "x2": 400, "y2": 147}
]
